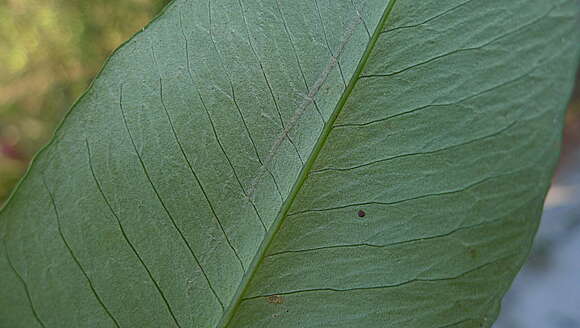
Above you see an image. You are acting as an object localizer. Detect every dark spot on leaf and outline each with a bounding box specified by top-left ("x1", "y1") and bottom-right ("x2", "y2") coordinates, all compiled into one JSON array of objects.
[
  {"x1": 468, "y1": 248, "x2": 478, "y2": 258},
  {"x1": 357, "y1": 209, "x2": 366, "y2": 218},
  {"x1": 267, "y1": 295, "x2": 284, "y2": 304}
]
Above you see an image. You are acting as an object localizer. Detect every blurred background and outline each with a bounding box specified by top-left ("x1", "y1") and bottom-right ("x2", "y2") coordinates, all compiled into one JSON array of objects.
[
  {"x1": 0, "y1": 0, "x2": 170, "y2": 201},
  {"x1": 0, "y1": 1, "x2": 578, "y2": 326}
]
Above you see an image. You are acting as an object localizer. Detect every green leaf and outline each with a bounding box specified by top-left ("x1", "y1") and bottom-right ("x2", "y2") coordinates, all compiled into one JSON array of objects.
[{"x1": 1, "y1": 0, "x2": 579, "y2": 327}]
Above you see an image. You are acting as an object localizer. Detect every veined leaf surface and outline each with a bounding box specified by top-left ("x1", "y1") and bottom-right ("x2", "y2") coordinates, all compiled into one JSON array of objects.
[{"x1": 1, "y1": 0, "x2": 579, "y2": 327}]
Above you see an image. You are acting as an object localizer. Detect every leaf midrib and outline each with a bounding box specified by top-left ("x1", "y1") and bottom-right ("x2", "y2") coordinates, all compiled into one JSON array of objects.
[{"x1": 217, "y1": 1, "x2": 399, "y2": 326}]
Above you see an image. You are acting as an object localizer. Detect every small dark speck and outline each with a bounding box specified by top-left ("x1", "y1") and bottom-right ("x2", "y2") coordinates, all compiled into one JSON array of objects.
[{"x1": 357, "y1": 210, "x2": 366, "y2": 218}]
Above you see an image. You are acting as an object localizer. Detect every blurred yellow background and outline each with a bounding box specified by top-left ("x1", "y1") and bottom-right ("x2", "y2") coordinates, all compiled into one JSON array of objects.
[
  {"x1": 0, "y1": 0, "x2": 578, "y2": 205},
  {"x1": 0, "y1": 0, "x2": 169, "y2": 202}
]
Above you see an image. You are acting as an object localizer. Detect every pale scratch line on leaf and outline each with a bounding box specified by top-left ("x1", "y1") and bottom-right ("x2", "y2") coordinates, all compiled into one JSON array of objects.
[
  {"x1": 237, "y1": 0, "x2": 305, "y2": 165},
  {"x1": 274, "y1": 0, "x2": 326, "y2": 122},
  {"x1": 246, "y1": 13, "x2": 362, "y2": 200},
  {"x1": 86, "y1": 139, "x2": 181, "y2": 326},
  {"x1": 218, "y1": 3, "x2": 398, "y2": 327},
  {"x1": 2, "y1": 239, "x2": 47, "y2": 328},
  {"x1": 41, "y1": 177, "x2": 121, "y2": 327},
  {"x1": 208, "y1": 0, "x2": 284, "y2": 200},
  {"x1": 178, "y1": 6, "x2": 268, "y2": 232}
]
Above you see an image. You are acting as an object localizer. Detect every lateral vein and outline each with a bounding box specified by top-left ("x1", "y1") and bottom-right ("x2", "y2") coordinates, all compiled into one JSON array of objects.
[{"x1": 216, "y1": 1, "x2": 400, "y2": 327}]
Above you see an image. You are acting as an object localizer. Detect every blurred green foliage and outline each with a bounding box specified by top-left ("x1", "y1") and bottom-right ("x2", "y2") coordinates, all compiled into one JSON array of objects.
[{"x1": 0, "y1": 0, "x2": 169, "y2": 203}]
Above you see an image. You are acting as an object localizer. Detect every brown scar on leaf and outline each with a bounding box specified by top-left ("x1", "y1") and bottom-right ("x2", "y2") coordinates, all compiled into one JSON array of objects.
[
  {"x1": 267, "y1": 295, "x2": 284, "y2": 305},
  {"x1": 468, "y1": 247, "x2": 478, "y2": 258}
]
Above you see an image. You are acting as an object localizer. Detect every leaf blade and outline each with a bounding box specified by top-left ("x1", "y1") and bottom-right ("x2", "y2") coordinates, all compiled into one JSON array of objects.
[{"x1": 1, "y1": 0, "x2": 579, "y2": 327}]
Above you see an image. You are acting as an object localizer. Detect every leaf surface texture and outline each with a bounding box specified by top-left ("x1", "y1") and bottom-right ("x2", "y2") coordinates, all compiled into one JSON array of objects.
[{"x1": 1, "y1": 0, "x2": 579, "y2": 327}]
